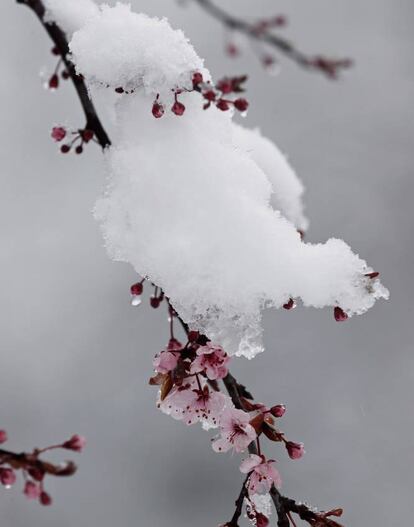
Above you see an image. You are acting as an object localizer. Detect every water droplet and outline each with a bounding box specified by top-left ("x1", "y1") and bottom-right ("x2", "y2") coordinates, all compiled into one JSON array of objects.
[{"x1": 131, "y1": 296, "x2": 142, "y2": 307}]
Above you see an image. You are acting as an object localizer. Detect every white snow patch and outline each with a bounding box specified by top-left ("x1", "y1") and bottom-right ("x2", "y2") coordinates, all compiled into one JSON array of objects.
[
  {"x1": 65, "y1": 4, "x2": 388, "y2": 358},
  {"x1": 44, "y1": 0, "x2": 99, "y2": 36}
]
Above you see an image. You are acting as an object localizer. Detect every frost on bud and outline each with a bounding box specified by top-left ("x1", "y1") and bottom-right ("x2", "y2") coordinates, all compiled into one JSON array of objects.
[
  {"x1": 216, "y1": 99, "x2": 230, "y2": 112},
  {"x1": 234, "y1": 98, "x2": 249, "y2": 112},
  {"x1": 48, "y1": 74, "x2": 59, "y2": 90},
  {"x1": 172, "y1": 101, "x2": 186, "y2": 116},
  {"x1": 334, "y1": 306, "x2": 348, "y2": 322},
  {"x1": 51, "y1": 127, "x2": 66, "y2": 142},
  {"x1": 0, "y1": 430, "x2": 7, "y2": 444},
  {"x1": 40, "y1": 491, "x2": 52, "y2": 506},
  {"x1": 270, "y1": 405, "x2": 286, "y2": 418},
  {"x1": 0, "y1": 468, "x2": 16, "y2": 487},
  {"x1": 152, "y1": 101, "x2": 164, "y2": 119},
  {"x1": 130, "y1": 282, "x2": 143, "y2": 295},
  {"x1": 285, "y1": 441, "x2": 305, "y2": 460},
  {"x1": 63, "y1": 434, "x2": 86, "y2": 452},
  {"x1": 24, "y1": 481, "x2": 41, "y2": 500}
]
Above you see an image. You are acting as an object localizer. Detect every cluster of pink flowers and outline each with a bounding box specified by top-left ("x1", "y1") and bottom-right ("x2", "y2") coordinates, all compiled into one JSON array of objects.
[
  {"x1": 0, "y1": 429, "x2": 85, "y2": 506},
  {"x1": 149, "y1": 317, "x2": 306, "y2": 524}
]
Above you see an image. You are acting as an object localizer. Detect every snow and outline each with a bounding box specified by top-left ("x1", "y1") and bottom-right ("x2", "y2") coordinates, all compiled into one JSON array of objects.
[
  {"x1": 232, "y1": 123, "x2": 308, "y2": 231},
  {"x1": 65, "y1": 3, "x2": 388, "y2": 358},
  {"x1": 70, "y1": 3, "x2": 207, "y2": 104},
  {"x1": 44, "y1": 0, "x2": 99, "y2": 36}
]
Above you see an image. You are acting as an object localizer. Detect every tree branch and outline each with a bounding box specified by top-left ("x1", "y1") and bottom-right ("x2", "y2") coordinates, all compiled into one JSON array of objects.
[
  {"x1": 16, "y1": 0, "x2": 111, "y2": 149},
  {"x1": 193, "y1": 0, "x2": 352, "y2": 79}
]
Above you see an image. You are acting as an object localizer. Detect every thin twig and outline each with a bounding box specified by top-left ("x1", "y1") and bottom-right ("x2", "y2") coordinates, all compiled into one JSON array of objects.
[
  {"x1": 193, "y1": 0, "x2": 351, "y2": 78},
  {"x1": 16, "y1": 0, "x2": 111, "y2": 148}
]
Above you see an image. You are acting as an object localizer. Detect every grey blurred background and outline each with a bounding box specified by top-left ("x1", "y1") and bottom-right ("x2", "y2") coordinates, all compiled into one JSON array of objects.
[{"x1": 0, "y1": 0, "x2": 413, "y2": 525}]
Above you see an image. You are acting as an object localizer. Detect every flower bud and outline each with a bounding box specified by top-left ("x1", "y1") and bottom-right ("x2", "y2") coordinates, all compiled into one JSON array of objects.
[
  {"x1": 270, "y1": 405, "x2": 286, "y2": 418},
  {"x1": 0, "y1": 468, "x2": 16, "y2": 487},
  {"x1": 234, "y1": 98, "x2": 249, "y2": 112},
  {"x1": 0, "y1": 430, "x2": 8, "y2": 444},
  {"x1": 63, "y1": 434, "x2": 86, "y2": 452},
  {"x1": 334, "y1": 307, "x2": 348, "y2": 322},
  {"x1": 285, "y1": 441, "x2": 305, "y2": 460}
]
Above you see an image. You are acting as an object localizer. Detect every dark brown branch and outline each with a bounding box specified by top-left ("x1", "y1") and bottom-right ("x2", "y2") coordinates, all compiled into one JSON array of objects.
[
  {"x1": 16, "y1": 0, "x2": 111, "y2": 149},
  {"x1": 193, "y1": 0, "x2": 352, "y2": 79}
]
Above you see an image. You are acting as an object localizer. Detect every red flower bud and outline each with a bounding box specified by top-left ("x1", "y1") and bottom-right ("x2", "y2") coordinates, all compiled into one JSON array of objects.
[
  {"x1": 283, "y1": 298, "x2": 295, "y2": 310},
  {"x1": 192, "y1": 72, "x2": 203, "y2": 87},
  {"x1": 152, "y1": 102, "x2": 164, "y2": 119},
  {"x1": 234, "y1": 98, "x2": 249, "y2": 112},
  {"x1": 24, "y1": 481, "x2": 41, "y2": 500},
  {"x1": 216, "y1": 99, "x2": 230, "y2": 111},
  {"x1": 82, "y1": 129, "x2": 94, "y2": 143},
  {"x1": 63, "y1": 434, "x2": 86, "y2": 452},
  {"x1": 365, "y1": 271, "x2": 379, "y2": 279},
  {"x1": 188, "y1": 330, "x2": 199, "y2": 342},
  {"x1": 60, "y1": 144, "x2": 71, "y2": 154},
  {"x1": 217, "y1": 79, "x2": 233, "y2": 94},
  {"x1": 334, "y1": 307, "x2": 348, "y2": 322},
  {"x1": 75, "y1": 145, "x2": 83, "y2": 155},
  {"x1": 172, "y1": 101, "x2": 186, "y2": 116},
  {"x1": 270, "y1": 404, "x2": 286, "y2": 418},
  {"x1": 49, "y1": 74, "x2": 59, "y2": 90},
  {"x1": 51, "y1": 126, "x2": 66, "y2": 142},
  {"x1": 150, "y1": 297, "x2": 161, "y2": 309},
  {"x1": 0, "y1": 468, "x2": 16, "y2": 487},
  {"x1": 130, "y1": 282, "x2": 143, "y2": 296},
  {"x1": 285, "y1": 441, "x2": 305, "y2": 460},
  {"x1": 0, "y1": 430, "x2": 8, "y2": 444},
  {"x1": 203, "y1": 90, "x2": 216, "y2": 102},
  {"x1": 40, "y1": 491, "x2": 52, "y2": 506}
]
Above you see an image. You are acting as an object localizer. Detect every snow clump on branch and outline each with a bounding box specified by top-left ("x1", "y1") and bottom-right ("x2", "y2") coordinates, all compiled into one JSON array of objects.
[{"x1": 60, "y1": 2, "x2": 388, "y2": 358}]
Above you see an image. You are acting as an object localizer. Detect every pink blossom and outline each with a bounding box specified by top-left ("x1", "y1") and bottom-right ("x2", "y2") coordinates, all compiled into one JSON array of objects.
[
  {"x1": 212, "y1": 407, "x2": 256, "y2": 453},
  {"x1": 240, "y1": 454, "x2": 281, "y2": 494},
  {"x1": 153, "y1": 351, "x2": 179, "y2": 374},
  {"x1": 161, "y1": 382, "x2": 227, "y2": 427},
  {"x1": 24, "y1": 481, "x2": 41, "y2": 500},
  {"x1": 63, "y1": 434, "x2": 86, "y2": 452},
  {"x1": 285, "y1": 441, "x2": 305, "y2": 460},
  {"x1": 51, "y1": 126, "x2": 66, "y2": 142},
  {"x1": 0, "y1": 468, "x2": 16, "y2": 487},
  {"x1": 0, "y1": 430, "x2": 7, "y2": 444},
  {"x1": 190, "y1": 343, "x2": 230, "y2": 380}
]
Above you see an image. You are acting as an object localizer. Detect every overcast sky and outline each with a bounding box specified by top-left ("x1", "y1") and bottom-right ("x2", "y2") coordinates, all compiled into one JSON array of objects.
[{"x1": 0, "y1": 1, "x2": 413, "y2": 526}]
